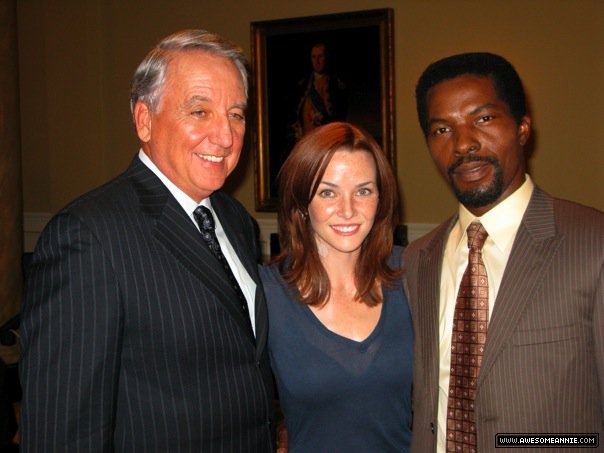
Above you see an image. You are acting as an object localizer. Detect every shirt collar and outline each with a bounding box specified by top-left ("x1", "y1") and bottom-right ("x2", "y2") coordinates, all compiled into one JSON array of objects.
[{"x1": 138, "y1": 149, "x2": 212, "y2": 217}]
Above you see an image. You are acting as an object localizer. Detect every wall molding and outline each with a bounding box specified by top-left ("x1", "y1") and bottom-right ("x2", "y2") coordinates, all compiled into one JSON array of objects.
[{"x1": 24, "y1": 212, "x2": 437, "y2": 259}]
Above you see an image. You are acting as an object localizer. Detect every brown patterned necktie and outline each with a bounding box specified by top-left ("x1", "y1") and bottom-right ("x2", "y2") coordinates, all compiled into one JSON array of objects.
[
  {"x1": 193, "y1": 206, "x2": 251, "y2": 325},
  {"x1": 446, "y1": 221, "x2": 489, "y2": 453}
]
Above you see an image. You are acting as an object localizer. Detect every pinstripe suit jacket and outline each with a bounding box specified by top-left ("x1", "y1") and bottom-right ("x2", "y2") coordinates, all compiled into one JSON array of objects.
[
  {"x1": 404, "y1": 187, "x2": 604, "y2": 452},
  {"x1": 20, "y1": 157, "x2": 275, "y2": 452}
]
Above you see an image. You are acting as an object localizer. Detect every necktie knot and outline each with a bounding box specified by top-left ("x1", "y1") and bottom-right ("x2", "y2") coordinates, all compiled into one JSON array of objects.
[
  {"x1": 467, "y1": 221, "x2": 488, "y2": 251},
  {"x1": 194, "y1": 206, "x2": 221, "y2": 256},
  {"x1": 194, "y1": 205, "x2": 216, "y2": 232}
]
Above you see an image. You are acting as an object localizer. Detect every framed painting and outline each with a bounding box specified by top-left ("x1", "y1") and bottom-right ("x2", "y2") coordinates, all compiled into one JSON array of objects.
[{"x1": 250, "y1": 8, "x2": 396, "y2": 211}]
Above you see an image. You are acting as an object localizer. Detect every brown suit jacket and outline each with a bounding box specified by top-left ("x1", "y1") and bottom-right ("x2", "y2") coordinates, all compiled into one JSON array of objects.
[{"x1": 404, "y1": 187, "x2": 604, "y2": 452}]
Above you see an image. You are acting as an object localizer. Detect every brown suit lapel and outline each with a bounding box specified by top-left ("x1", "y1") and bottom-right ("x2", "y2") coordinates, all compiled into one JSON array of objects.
[
  {"x1": 415, "y1": 220, "x2": 455, "y2": 412},
  {"x1": 479, "y1": 188, "x2": 562, "y2": 386}
]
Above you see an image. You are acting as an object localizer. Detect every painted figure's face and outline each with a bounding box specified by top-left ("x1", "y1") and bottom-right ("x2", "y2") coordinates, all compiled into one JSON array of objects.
[{"x1": 311, "y1": 44, "x2": 327, "y2": 74}]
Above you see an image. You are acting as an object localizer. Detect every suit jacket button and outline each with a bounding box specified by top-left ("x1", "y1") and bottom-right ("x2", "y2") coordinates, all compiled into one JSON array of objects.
[{"x1": 430, "y1": 422, "x2": 435, "y2": 434}]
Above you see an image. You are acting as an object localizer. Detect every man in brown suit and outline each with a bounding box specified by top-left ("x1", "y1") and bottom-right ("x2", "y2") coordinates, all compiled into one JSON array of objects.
[{"x1": 404, "y1": 52, "x2": 603, "y2": 452}]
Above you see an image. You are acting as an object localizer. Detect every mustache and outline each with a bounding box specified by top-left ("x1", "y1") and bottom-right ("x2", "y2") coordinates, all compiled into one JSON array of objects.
[{"x1": 448, "y1": 155, "x2": 498, "y2": 176}]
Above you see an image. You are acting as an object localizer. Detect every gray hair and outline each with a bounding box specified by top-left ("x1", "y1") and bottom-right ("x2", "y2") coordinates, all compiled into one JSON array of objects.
[{"x1": 129, "y1": 29, "x2": 249, "y2": 117}]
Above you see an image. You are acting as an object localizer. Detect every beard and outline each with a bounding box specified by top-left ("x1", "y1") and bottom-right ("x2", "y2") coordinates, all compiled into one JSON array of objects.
[{"x1": 447, "y1": 156, "x2": 503, "y2": 208}]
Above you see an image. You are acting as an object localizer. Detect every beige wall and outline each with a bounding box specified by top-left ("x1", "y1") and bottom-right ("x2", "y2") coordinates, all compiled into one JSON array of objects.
[{"x1": 17, "y1": 0, "x2": 604, "y2": 230}]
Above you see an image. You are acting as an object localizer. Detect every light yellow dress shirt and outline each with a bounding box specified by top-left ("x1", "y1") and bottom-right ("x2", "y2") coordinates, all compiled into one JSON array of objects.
[{"x1": 436, "y1": 175, "x2": 535, "y2": 452}]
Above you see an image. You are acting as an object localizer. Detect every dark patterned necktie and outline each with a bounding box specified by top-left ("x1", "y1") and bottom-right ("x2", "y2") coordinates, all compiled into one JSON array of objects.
[
  {"x1": 446, "y1": 221, "x2": 489, "y2": 453},
  {"x1": 193, "y1": 206, "x2": 251, "y2": 325}
]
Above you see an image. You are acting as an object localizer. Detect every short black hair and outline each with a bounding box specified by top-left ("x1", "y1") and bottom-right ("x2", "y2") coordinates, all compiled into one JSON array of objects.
[{"x1": 415, "y1": 52, "x2": 527, "y2": 138}]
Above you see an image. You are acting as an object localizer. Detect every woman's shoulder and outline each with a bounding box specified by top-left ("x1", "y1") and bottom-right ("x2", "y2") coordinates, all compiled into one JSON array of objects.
[
  {"x1": 259, "y1": 262, "x2": 289, "y2": 294},
  {"x1": 389, "y1": 245, "x2": 405, "y2": 268},
  {"x1": 259, "y1": 262, "x2": 300, "y2": 318},
  {"x1": 259, "y1": 261, "x2": 280, "y2": 282}
]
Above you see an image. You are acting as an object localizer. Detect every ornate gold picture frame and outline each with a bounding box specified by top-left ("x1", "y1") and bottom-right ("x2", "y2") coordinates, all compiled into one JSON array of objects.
[{"x1": 251, "y1": 9, "x2": 396, "y2": 211}]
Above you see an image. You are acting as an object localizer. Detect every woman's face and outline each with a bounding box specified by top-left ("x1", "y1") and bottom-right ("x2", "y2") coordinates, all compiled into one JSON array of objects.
[{"x1": 308, "y1": 149, "x2": 379, "y2": 259}]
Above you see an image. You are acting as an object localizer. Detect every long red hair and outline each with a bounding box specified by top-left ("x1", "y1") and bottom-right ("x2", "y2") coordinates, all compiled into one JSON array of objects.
[{"x1": 275, "y1": 122, "x2": 401, "y2": 306}]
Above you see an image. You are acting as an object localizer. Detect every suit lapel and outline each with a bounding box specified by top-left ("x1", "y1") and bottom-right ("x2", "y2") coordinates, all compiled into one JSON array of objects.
[
  {"x1": 479, "y1": 188, "x2": 562, "y2": 384},
  {"x1": 129, "y1": 158, "x2": 255, "y2": 343},
  {"x1": 417, "y1": 219, "x2": 455, "y2": 409}
]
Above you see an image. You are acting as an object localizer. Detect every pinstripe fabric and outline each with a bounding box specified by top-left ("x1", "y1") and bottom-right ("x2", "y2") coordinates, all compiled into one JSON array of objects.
[
  {"x1": 20, "y1": 157, "x2": 275, "y2": 452},
  {"x1": 404, "y1": 187, "x2": 604, "y2": 453}
]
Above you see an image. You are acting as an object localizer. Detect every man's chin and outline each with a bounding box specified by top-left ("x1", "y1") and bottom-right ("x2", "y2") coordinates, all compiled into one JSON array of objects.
[{"x1": 455, "y1": 186, "x2": 501, "y2": 208}]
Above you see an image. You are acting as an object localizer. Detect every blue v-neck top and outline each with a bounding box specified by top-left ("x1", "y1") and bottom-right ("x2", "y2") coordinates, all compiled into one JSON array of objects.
[{"x1": 260, "y1": 246, "x2": 413, "y2": 452}]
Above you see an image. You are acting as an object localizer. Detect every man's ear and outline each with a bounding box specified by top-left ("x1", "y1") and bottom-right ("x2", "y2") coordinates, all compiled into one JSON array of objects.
[
  {"x1": 518, "y1": 115, "x2": 531, "y2": 146},
  {"x1": 134, "y1": 101, "x2": 152, "y2": 142}
]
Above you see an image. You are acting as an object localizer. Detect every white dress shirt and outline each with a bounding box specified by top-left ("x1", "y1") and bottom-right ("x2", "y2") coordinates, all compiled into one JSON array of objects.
[
  {"x1": 138, "y1": 150, "x2": 256, "y2": 335},
  {"x1": 436, "y1": 175, "x2": 535, "y2": 452}
]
